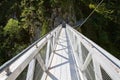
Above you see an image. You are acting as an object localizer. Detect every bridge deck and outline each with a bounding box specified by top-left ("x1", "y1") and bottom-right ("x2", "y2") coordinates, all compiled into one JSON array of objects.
[{"x1": 46, "y1": 28, "x2": 80, "y2": 80}]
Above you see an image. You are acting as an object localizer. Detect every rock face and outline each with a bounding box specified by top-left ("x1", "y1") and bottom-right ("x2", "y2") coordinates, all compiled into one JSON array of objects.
[{"x1": 50, "y1": 5, "x2": 76, "y2": 28}]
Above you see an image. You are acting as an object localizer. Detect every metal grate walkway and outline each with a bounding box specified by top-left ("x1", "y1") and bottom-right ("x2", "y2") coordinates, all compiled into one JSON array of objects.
[{"x1": 46, "y1": 28, "x2": 79, "y2": 80}]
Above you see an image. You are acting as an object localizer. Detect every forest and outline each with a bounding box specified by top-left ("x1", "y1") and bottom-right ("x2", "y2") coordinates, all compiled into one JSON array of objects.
[{"x1": 0, "y1": 0, "x2": 120, "y2": 65}]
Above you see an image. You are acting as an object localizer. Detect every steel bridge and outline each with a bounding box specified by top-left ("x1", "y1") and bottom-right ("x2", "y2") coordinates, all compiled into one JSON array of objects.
[{"x1": 0, "y1": 24, "x2": 120, "y2": 80}]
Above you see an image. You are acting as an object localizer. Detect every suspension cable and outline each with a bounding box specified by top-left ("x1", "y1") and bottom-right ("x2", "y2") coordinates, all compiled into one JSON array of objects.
[{"x1": 76, "y1": 0, "x2": 104, "y2": 27}]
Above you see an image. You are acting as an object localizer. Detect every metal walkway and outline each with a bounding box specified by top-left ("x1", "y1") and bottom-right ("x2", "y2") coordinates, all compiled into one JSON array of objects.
[
  {"x1": 46, "y1": 28, "x2": 79, "y2": 80},
  {"x1": 0, "y1": 24, "x2": 120, "y2": 80}
]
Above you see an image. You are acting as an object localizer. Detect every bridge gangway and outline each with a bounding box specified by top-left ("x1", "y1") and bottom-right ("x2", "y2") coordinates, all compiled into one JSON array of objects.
[{"x1": 0, "y1": 24, "x2": 120, "y2": 80}]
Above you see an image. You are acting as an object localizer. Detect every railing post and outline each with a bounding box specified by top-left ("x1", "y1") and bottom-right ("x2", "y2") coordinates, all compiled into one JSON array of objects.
[
  {"x1": 50, "y1": 36, "x2": 55, "y2": 53},
  {"x1": 26, "y1": 59, "x2": 36, "y2": 80},
  {"x1": 45, "y1": 39, "x2": 51, "y2": 69},
  {"x1": 77, "y1": 41, "x2": 83, "y2": 68},
  {"x1": 92, "y1": 53, "x2": 103, "y2": 80},
  {"x1": 52, "y1": 34, "x2": 55, "y2": 49}
]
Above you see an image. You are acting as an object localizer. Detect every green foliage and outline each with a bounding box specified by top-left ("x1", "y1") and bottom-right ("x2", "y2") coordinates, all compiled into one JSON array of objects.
[
  {"x1": 4, "y1": 18, "x2": 19, "y2": 35},
  {"x1": 89, "y1": 3, "x2": 95, "y2": 9},
  {"x1": 79, "y1": 0, "x2": 120, "y2": 59},
  {"x1": 0, "y1": 0, "x2": 120, "y2": 65},
  {"x1": 41, "y1": 20, "x2": 49, "y2": 36},
  {"x1": 99, "y1": 31, "x2": 109, "y2": 44}
]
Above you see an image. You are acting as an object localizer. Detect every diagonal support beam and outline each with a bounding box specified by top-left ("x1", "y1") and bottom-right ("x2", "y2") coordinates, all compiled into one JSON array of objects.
[
  {"x1": 36, "y1": 54, "x2": 47, "y2": 72},
  {"x1": 26, "y1": 59, "x2": 36, "y2": 80},
  {"x1": 81, "y1": 50, "x2": 92, "y2": 71}
]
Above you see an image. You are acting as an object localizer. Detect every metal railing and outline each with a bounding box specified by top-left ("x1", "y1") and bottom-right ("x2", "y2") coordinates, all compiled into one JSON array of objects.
[
  {"x1": 0, "y1": 25, "x2": 62, "y2": 80},
  {"x1": 0, "y1": 24, "x2": 120, "y2": 80},
  {"x1": 66, "y1": 24, "x2": 120, "y2": 80}
]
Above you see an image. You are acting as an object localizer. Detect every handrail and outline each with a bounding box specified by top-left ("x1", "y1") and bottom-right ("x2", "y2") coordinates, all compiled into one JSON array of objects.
[
  {"x1": 0, "y1": 25, "x2": 62, "y2": 74},
  {"x1": 0, "y1": 24, "x2": 120, "y2": 80},
  {"x1": 66, "y1": 25, "x2": 120, "y2": 80},
  {"x1": 67, "y1": 24, "x2": 120, "y2": 68}
]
